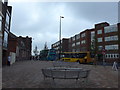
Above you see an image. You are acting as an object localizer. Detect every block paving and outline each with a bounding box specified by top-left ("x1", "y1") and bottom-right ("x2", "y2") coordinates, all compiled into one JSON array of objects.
[{"x1": 2, "y1": 60, "x2": 119, "y2": 88}]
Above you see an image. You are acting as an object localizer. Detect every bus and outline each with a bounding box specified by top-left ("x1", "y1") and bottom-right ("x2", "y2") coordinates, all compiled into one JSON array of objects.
[
  {"x1": 47, "y1": 49, "x2": 57, "y2": 61},
  {"x1": 60, "y1": 52, "x2": 94, "y2": 64},
  {"x1": 39, "y1": 50, "x2": 49, "y2": 60}
]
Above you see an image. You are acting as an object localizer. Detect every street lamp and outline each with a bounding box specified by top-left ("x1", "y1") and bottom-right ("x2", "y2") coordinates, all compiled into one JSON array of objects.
[{"x1": 59, "y1": 16, "x2": 64, "y2": 60}]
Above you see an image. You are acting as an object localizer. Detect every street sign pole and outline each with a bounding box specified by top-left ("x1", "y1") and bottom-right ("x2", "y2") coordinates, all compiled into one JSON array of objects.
[{"x1": 102, "y1": 49, "x2": 106, "y2": 66}]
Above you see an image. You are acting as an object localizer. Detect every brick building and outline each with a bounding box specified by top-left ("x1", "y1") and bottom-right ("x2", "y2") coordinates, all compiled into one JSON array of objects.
[
  {"x1": 8, "y1": 33, "x2": 32, "y2": 62},
  {"x1": 68, "y1": 28, "x2": 95, "y2": 52},
  {"x1": 51, "y1": 22, "x2": 120, "y2": 63},
  {"x1": 51, "y1": 38, "x2": 69, "y2": 53},
  {"x1": 95, "y1": 23, "x2": 120, "y2": 62},
  {"x1": 0, "y1": 1, "x2": 12, "y2": 65},
  {"x1": 8, "y1": 32, "x2": 17, "y2": 53},
  {"x1": 8, "y1": 32, "x2": 17, "y2": 64},
  {"x1": 16, "y1": 36, "x2": 32, "y2": 61}
]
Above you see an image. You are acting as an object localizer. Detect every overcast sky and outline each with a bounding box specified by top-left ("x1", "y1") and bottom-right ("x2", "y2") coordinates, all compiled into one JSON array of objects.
[{"x1": 8, "y1": 1, "x2": 118, "y2": 55}]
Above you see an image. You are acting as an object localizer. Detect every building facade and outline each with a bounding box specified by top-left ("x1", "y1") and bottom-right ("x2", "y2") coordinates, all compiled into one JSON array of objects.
[
  {"x1": 51, "y1": 22, "x2": 120, "y2": 63},
  {"x1": 0, "y1": 1, "x2": 4, "y2": 67},
  {"x1": 51, "y1": 38, "x2": 69, "y2": 53},
  {"x1": 8, "y1": 32, "x2": 17, "y2": 64},
  {"x1": 1, "y1": 1, "x2": 12, "y2": 65},
  {"x1": 95, "y1": 23, "x2": 120, "y2": 62},
  {"x1": 16, "y1": 36, "x2": 32, "y2": 61},
  {"x1": 68, "y1": 29, "x2": 95, "y2": 52}
]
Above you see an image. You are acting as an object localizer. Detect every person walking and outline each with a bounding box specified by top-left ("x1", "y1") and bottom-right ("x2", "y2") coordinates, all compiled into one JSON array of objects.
[{"x1": 112, "y1": 61, "x2": 118, "y2": 71}]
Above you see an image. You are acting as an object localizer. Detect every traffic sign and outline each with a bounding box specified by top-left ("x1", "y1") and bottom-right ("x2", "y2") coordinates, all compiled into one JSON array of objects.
[{"x1": 102, "y1": 49, "x2": 106, "y2": 55}]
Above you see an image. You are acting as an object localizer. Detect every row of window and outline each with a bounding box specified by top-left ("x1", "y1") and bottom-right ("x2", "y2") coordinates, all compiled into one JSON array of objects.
[
  {"x1": 72, "y1": 47, "x2": 87, "y2": 52},
  {"x1": 97, "y1": 35, "x2": 118, "y2": 43},
  {"x1": 105, "y1": 54, "x2": 119, "y2": 59},
  {"x1": 105, "y1": 35, "x2": 118, "y2": 41},
  {"x1": 52, "y1": 41, "x2": 61, "y2": 47},
  {"x1": 54, "y1": 47, "x2": 59, "y2": 50},
  {"x1": 72, "y1": 40, "x2": 86, "y2": 47},
  {"x1": 71, "y1": 33, "x2": 85, "y2": 42},
  {"x1": 105, "y1": 44, "x2": 119, "y2": 50},
  {"x1": 104, "y1": 25, "x2": 118, "y2": 33},
  {"x1": 97, "y1": 25, "x2": 118, "y2": 34},
  {"x1": 98, "y1": 45, "x2": 119, "y2": 51}
]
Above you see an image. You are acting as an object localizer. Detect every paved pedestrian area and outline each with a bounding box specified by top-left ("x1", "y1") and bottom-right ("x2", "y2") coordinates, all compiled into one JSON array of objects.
[{"x1": 2, "y1": 60, "x2": 119, "y2": 88}]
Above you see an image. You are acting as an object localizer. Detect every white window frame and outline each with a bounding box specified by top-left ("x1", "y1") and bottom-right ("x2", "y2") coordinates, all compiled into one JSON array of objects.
[
  {"x1": 72, "y1": 43, "x2": 75, "y2": 47},
  {"x1": 104, "y1": 24, "x2": 118, "y2": 33},
  {"x1": 97, "y1": 30, "x2": 102, "y2": 34},
  {"x1": 97, "y1": 38, "x2": 102, "y2": 42},
  {"x1": 105, "y1": 35, "x2": 118, "y2": 42},
  {"x1": 105, "y1": 44, "x2": 119, "y2": 50},
  {"x1": 81, "y1": 40, "x2": 86, "y2": 44},
  {"x1": 98, "y1": 46, "x2": 103, "y2": 50},
  {"x1": 81, "y1": 33, "x2": 85, "y2": 38},
  {"x1": 72, "y1": 37, "x2": 75, "y2": 41},
  {"x1": 76, "y1": 34, "x2": 80, "y2": 40},
  {"x1": 76, "y1": 42, "x2": 80, "y2": 45}
]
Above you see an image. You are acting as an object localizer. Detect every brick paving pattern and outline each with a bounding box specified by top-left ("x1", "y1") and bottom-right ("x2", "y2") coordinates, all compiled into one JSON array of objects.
[{"x1": 2, "y1": 60, "x2": 118, "y2": 88}]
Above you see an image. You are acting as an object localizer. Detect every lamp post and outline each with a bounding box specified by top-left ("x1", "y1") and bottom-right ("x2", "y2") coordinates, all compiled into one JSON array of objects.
[{"x1": 59, "y1": 16, "x2": 64, "y2": 60}]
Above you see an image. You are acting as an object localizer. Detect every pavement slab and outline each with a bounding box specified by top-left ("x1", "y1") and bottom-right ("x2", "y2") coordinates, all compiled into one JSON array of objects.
[{"x1": 2, "y1": 60, "x2": 119, "y2": 88}]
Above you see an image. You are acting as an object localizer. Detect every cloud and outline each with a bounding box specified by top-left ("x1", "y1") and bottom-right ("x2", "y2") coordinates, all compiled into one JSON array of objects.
[
  {"x1": 8, "y1": 2, "x2": 118, "y2": 54},
  {"x1": 65, "y1": 2, "x2": 118, "y2": 24}
]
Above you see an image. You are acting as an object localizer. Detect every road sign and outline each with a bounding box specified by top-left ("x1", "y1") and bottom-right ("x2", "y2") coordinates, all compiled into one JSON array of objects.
[{"x1": 102, "y1": 49, "x2": 106, "y2": 55}]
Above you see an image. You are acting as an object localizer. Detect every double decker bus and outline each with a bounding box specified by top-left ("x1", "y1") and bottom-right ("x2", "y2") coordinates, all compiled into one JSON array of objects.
[{"x1": 60, "y1": 52, "x2": 94, "y2": 64}]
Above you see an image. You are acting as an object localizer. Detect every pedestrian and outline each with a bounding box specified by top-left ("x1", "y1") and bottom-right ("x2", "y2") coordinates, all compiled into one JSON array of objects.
[
  {"x1": 112, "y1": 61, "x2": 118, "y2": 71},
  {"x1": 8, "y1": 55, "x2": 11, "y2": 66}
]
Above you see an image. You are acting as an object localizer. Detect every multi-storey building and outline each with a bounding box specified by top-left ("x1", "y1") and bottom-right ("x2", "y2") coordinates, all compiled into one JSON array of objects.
[
  {"x1": 94, "y1": 22, "x2": 110, "y2": 61},
  {"x1": 8, "y1": 33, "x2": 32, "y2": 62},
  {"x1": 68, "y1": 29, "x2": 95, "y2": 52},
  {"x1": 0, "y1": 2, "x2": 3, "y2": 67},
  {"x1": 0, "y1": 1, "x2": 12, "y2": 65},
  {"x1": 95, "y1": 23, "x2": 120, "y2": 62},
  {"x1": 51, "y1": 38, "x2": 69, "y2": 53},
  {"x1": 16, "y1": 36, "x2": 32, "y2": 61},
  {"x1": 8, "y1": 32, "x2": 17, "y2": 64},
  {"x1": 51, "y1": 22, "x2": 120, "y2": 63}
]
